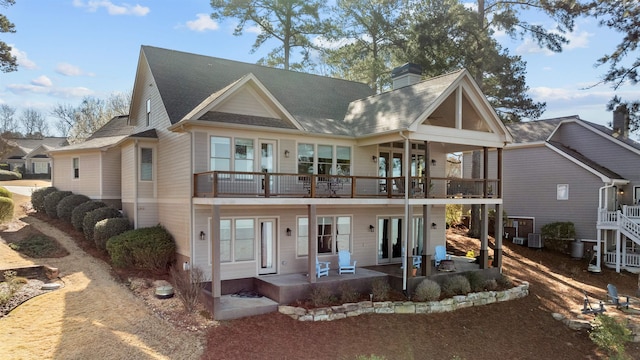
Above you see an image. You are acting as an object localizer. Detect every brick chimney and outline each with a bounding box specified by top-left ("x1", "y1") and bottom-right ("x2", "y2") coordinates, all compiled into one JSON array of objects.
[
  {"x1": 612, "y1": 105, "x2": 629, "y2": 139},
  {"x1": 391, "y1": 63, "x2": 422, "y2": 89}
]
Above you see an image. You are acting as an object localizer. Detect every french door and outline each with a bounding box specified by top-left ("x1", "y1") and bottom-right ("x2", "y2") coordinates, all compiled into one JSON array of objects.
[{"x1": 378, "y1": 217, "x2": 403, "y2": 263}]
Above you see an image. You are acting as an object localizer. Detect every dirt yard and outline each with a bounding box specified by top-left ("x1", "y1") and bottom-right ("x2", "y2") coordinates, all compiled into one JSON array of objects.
[{"x1": 1, "y1": 180, "x2": 640, "y2": 359}]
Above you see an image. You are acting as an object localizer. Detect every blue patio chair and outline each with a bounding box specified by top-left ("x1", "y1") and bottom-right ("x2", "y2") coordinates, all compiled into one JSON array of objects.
[
  {"x1": 400, "y1": 247, "x2": 422, "y2": 269},
  {"x1": 434, "y1": 245, "x2": 451, "y2": 267},
  {"x1": 607, "y1": 283, "x2": 630, "y2": 309},
  {"x1": 338, "y1": 250, "x2": 357, "y2": 274},
  {"x1": 316, "y1": 257, "x2": 330, "y2": 278}
]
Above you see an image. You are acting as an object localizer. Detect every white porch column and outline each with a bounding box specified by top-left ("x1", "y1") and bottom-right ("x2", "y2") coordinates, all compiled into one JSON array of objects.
[
  {"x1": 616, "y1": 230, "x2": 621, "y2": 273},
  {"x1": 308, "y1": 204, "x2": 317, "y2": 282},
  {"x1": 596, "y1": 230, "x2": 602, "y2": 270}
]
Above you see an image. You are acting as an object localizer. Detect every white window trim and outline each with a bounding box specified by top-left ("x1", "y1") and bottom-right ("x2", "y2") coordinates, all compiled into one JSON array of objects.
[
  {"x1": 139, "y1": 146, "x2": 155, "y2": 182},
  {"x1": 220, "y1": 217, "x2": 257, "y2": 263},
  {"x1": 557, "y1": 184, "x2": 569, "y2": 200},
  {"x1": 72, "y1": 157, "x2": 79, "y2": 179},
  {"x1": 296, "y1": 215, "x2": 352, "y2": 257},
  {"x1": 210, "y1": 135, "x2": 257, "y2": 173},
  {"x1": 296, "y1": 144, "x2": 352, "y2": 175}
]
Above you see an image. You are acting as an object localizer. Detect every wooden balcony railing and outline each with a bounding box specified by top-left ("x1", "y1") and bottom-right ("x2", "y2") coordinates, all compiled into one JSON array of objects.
[{"x1": 194, "y1": 171, "x2": 500, "y2": 199}]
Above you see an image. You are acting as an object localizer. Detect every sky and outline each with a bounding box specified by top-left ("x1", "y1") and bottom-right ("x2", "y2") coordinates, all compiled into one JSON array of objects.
[{"x1": 1, "y1": 0, "x2": 638, "y2": 137}]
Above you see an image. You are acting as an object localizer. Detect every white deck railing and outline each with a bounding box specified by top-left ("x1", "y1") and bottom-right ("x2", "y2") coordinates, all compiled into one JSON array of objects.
[{"x1": 604, "y1": 251, "x2": 640, "y2": 268}]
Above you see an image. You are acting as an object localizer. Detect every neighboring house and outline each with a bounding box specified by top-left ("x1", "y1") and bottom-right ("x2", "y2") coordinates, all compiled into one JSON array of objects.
[
  {"x1": 2, "y1": 137, "x2": 67, "y2": 176},
  {"x1": 49, "y1": 46, "x2": 512, "y2": 318},
  {"x1": 464, "y1": 110, "x2": 640, "y2": 273}
]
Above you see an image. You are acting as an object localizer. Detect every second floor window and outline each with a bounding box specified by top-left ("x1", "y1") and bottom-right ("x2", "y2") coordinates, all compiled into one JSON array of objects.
[
  {"x1": 297, "y1": 144, "x2": 351, "y2": 176},
  {"x1": 146, "y1": 99, "x2": 151, "y2": 126},
  {"x1": 210, "y1": 136, "x2": 231, "y2": 172}
]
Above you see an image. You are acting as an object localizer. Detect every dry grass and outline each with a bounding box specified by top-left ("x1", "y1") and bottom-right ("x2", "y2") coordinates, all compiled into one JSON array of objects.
[{"x1": 0, "y1": 185, "x2": 206, "y2": 359}]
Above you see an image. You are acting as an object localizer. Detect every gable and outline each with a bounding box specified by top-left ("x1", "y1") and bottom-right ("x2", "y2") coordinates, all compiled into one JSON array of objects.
[
  {"x1": 423, "y1": 86, "x2": 490, "y2": 132},
  {"x1": 215, "y1": 85, "x2": 279, "y2": 119}
]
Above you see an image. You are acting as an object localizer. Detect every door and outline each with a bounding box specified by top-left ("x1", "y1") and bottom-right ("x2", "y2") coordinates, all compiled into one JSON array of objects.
[
  {"x1": 258, "y1": 218, "x2": 277, "y2": 275},
  {"x1": 378, "y1": 151, "x2": 404, "y2": 193},
  {"x1": 378, "y1": 217, "x2": 403, "y2": 263},
  {"x1": 260, "y1": 140, "x2": 276, "y2": 194}
]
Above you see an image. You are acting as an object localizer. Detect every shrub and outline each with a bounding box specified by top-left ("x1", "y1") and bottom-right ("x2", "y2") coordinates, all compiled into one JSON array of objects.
[
  {"x1": 83, "y1": 207, "x2": 122, "y2": 242},
  {"x1": 441, "y1": 275, "x2": 471, "y2": 297},
  {"x1": 589, "y1": 314, "x2": 633, "y2": 359},
  {"x1": 0, "y1": 186, "x2": 13, "y2": 199},
  {"x1": 56, "y1": 194, "x2": 91, "y2": 223},
  {"x1": 8, "y1": 234, "x2": 62, "y2": 258},
  {"x1": 0, "y1": 169, "x2": 21, "y2": 181},
  {"x1": 308, "y1": 284, "x2": 335, "y2": 307},
  {"x1": 371, "y1": 278, "x2": 391, "y2": 301},
  {"x1": 0, "y1": 270, "x2": 27, "y2": 306},
  {"x1": 106, "y1": 225, "x2": 176, "y2": 271},
  {"x1": 484, "y1": 279, "x2": 498, "y2": 291},
  {"x1": 170, "y1": 266, "x2": 206, "y2": 313},
  {"x1": 0, "y1": 197, "x2": 14, "y2": 223},
  {"x1": 31, "y1": 186, "x2": 57, "y2": 213},
  {"x1": 465, "y1": 271, "x2": 486, "y2": 292},
  {"x1": 338, "y1": 282, "x2": 360, "y2": 303},
  {"x1": 71, "y1": 200, "x2": 106, "y2": 231},
  {"x1": 43, "y1": 190, "x2": 72, "y2": 218},
  {"x1": 94, "y1": 217, "x2": 132, "y2": 251},
  {"x1": 414, "y1": 279, "x2": 441, "y2": 302},
  {"x1": 497, "y1": 274, "x2": 513, "y2": 288}
]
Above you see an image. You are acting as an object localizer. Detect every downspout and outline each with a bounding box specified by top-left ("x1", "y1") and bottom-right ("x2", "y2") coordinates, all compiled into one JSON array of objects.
[
  {"x1": 399, "y1": 131, "x2": 410, "y2": 291},
  {"x1": 189, "y1": 129, "x2": 195, "y2": 272},
  {"x1": 134, "y1": 140, "x2": 139, "y2": 229}
]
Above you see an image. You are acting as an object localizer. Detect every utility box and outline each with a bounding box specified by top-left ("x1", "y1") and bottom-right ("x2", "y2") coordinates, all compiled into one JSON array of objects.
[{"x1": 528, "y1": 233, "x2": 543, "y2": 249}]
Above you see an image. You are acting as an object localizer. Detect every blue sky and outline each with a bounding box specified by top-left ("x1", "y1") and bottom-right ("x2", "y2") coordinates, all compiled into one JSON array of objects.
[{"x1": 1, "y1": 0, "x2": 637, "y2": 136}]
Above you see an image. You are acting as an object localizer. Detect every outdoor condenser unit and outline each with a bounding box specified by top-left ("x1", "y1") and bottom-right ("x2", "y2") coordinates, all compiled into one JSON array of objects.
[{"x1": 527, "y1": 233, "x2": 543, "y2": 249}]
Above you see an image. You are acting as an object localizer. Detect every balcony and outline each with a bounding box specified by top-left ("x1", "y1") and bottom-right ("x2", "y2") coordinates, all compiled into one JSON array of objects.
[{"x1": 194, "y1": 171, "x2": 500, "y2": 200}]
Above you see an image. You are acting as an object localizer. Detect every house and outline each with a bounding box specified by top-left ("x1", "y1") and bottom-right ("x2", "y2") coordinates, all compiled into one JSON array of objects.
[
  {"x1": 464, "y1": 110, "x2": 640, "y2": 273},
  {"x1": 49, "y1": 46, "x2": 512, "y2": 319},
  {"x1": 2, "y1": 137, "x2": 67, "y2": 177}
]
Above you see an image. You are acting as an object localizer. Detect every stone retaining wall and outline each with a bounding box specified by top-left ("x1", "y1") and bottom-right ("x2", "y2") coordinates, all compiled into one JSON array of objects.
[{"x1": 279, "y1": 281, "x2": 529, "y2": 321}]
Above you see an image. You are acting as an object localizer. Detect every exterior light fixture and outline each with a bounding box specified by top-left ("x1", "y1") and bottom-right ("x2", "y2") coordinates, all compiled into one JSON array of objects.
[
  {"x1": 286, "y1": 227, "x2": 292, "y2": 236},
  {"x1": 372, "y1": 155, "x2": 377, "y2": 162},
  {"x1": 431, "y1": 222, "x2": 437, "y2": 229},
  {"x1": 284, "y1": 150, "x2": 290, "y2": 158},
  {"x1": 369, "y1": 224, "x2": 375, "y2": 232},
  {"x1": 431, "y1": 159, "x2": 437, "y2": 166},
  {"x1": 199, "y1": 231, "x2": 206, "y2": 240}
]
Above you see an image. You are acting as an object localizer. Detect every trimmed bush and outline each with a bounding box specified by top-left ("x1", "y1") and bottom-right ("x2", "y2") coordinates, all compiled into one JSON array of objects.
[
  {"x1": 0, "y1": 169, "x2": 21, "y2": 181},
  {"x1": 56, "y1": 194, "x2": 91, "y2": 223},
  {"x1": 0, "y1": 186, "x2": 13, "y2": 199},
  {"x1": 106, "y1": 225, "x2": 176, "y2": 271},
  {"x1": 71, "y1": 200, "x2": 106, "y2": 231},
  {"x1": 441, "y1": 275, "x2": 471, "y2": 297},
  {"x1": 94, "y1": 217, "x2": 132, "y2": 251},
  {"x1": 309, "y1": 284, "x2": 335, "y2": 307},
  {"x1": 338, "y1": 282, "x2": 360, "y2": 303},
  {"x1": 82, "y1": 207, "x2": 122, "y2": 242},
  {"x1": 414, "y1": 279, "x2": 441, "y2": 302},
  {"x1": 0, "y1": 197, "x2": 14, "y2": 223},
  {"x1": 465, "y1": 271, "x2": 486, "y2": 292},
  {"x1": 44, "y1": 190, "x2": 72, "y2": 218},
  {"x1": 31, "y1": 186, "x2": 57, "y2": 213}
]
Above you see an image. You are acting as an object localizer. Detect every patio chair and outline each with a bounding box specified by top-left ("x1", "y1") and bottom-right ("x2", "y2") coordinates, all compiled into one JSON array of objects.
[
  {"x1": 582, "y1": 290, "x2": 606, "y2": 315},
  {"x1": 434, "y1": 245, "x2": 451, "y2": 267},
  {"x1": 316, "y1": 257, "x2": 330, "y2": 278},
  {"x1": 338, "y1": 250, "x2": 357, "y2": 274},
  {"x1": 607, "y1": 284, "x2": 630, "y2": 309},
  {"x1": 400, "y1": 247, "x2": 422, "y2": 269}
]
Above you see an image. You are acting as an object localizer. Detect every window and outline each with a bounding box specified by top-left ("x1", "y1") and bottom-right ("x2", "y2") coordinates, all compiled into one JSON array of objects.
[
  {"x1": 72, "y1": 158, "x2": 79, "y2": 179},
  {"x1": 234, "y1": 138, "x2": 254, "y2": 173},
  {"x1": 336, "y1": 146, "x2": 351, "y2": 175},
  {"x1": 297, "y1": 143, "x2": 314, "y2": 175},
  {"x1": 296, "y1": 144, "x2": 352, "y2": 176},
  {"x1": 557, "y1": 184, "x2": 569, "y2": 200},
  {"x1": 210, "y1": 136, "x2": 231, "y2": 172},
  {"x1": 146, "y1": 99, "x2": 151, "y2": 126},
  {"x1": 140, "y1": 147, "x2": 153, "y2": 181},
  {"x1": 219, "y1": 218, "x2": 255, "y2": 263},
  {"x1": 317, "y1": 145, "x2": 332, "y2": 175},
  {"x1": 297, "y1": 216, "x2": 351, "y2": 256}
]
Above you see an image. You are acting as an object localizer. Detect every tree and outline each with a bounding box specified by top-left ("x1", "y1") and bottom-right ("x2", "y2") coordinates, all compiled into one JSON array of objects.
[
  {"x1": 322, "y1": 0, "x2": 405, "y2": 93},
  {"x1": 0, "y1": 0, "x2": 17, "y2": 73},
  {"x1": 210, "y1": 0, "x2": 330, "y2": 71},
  {"x1": 20, "y1": 108, "x2": 48, "y2": 138},
  {"x1": 52, "y1": 92, "x2": 130, "y2": 144},
  {"x1": 0, "y1": 104, "x2": 18, "y2": 134},
  {"x1": 587, "y1": 0, "x2": 640, "y2": 132}
]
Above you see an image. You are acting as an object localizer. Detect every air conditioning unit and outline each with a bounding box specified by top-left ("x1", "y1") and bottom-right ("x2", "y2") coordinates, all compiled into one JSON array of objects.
[{"x1": 528, "y1": 233, "x2": 543, "y2": 249}]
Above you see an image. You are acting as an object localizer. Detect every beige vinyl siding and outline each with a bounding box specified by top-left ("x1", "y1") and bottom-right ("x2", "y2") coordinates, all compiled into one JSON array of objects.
[
  {"x1": 122, "y1": 202, "x2": 134, "y2": 224},
  {"x1": 129, "y1": 55, "x2": 166, "y2": 130},
  {"x1": 159, "y1": 201, "x2": 191, "y2": 258},
  {"x1": 279, "y1": 139, "x2": 296, "y2": 174},
  {"x1": 193, "y1": 132, "x2": 208, "y2": 173},
  {"x1": 353, "y1": 145, "x2": 377, "y2": 177},
  {"x1": 502, "y1": 146, "x2": 601, "y2": 239},
  {"x1": 216, "y1": 85, "x2": 279, "y2": 118},
  {"x1": 120, "y1": 144, "x2": 135, "y2": 201},
  {"x1": 202, "y1": 205, "x2": 446, "y2": 280},
  {"x1": 193, "y1": 207, "x2": 212, "y2": 279},
  {"x1": 101, "y1": 148, "x2": 122, "y2": 198},
  {"x1": 136, "y1": 201, "x2": 159, "y2": 228},
  {"x1": 52, "y1": 152, "x2": 102, "y2": 197}
]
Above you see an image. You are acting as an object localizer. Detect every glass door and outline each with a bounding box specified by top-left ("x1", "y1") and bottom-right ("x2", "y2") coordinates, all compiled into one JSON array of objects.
[
  {"x1": 378, "y1": 217, "x2": 403, "y2": 263},
  {"x1": 258, "y1": 218, "x2": 276, "y2": 275},
  {"x1": 260, "y1": 140, "x2": 276, "y2": 194}
]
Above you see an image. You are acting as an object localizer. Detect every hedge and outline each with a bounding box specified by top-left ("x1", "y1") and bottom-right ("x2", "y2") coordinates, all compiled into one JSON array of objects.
[
  {"x1": 0, "y1": 197, "x2": 14, "y2": 223},
  {"x1": 0, "y1": 186, "x2": 13, "y2": 199},
  {"x1": 94, "y1": 217, "x2": 132, "y2": 251},
  {"x1": 71, "y1": 201, "x2": 107, "y2": 231},
  {"x1": 56, "y1": 194, "x2": 91, "y2": 223},
  {"x1": 43, "y1": 190, "x2": 72, "y2": 218},
  {"x1": 106, "y1": 225, "x2": 176, "y2": 271},
  {"x1": 31, "y1": 186, "x2": 57, "y2": 213},
  {"x1": 82, "y1": 207, "x2": 122, "y2": 242}
]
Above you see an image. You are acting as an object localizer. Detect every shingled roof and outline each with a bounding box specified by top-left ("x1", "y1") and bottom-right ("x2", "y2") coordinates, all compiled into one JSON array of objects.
[{"x1": 142, "y1": 46, "x2": 375, "y2": 128}]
